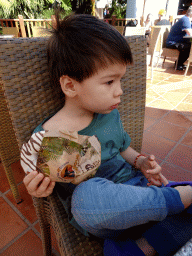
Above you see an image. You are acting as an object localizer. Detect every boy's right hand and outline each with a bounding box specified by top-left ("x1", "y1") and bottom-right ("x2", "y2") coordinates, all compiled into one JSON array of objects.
[{"x1": 23, "y1": 171, "x2": 55, "y2": 197}]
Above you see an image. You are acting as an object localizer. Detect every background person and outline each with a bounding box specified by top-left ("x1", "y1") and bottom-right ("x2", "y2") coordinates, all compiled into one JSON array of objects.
[
  {"x1": 103, "y1": 5, "x2": 110, "y2": 19},
  {"x1": 154, "y1": 9, "x2": 171, "y2": 26},
  {"x1": 144, "y1": 13, "x2": 154, "y2": 46},
  {"x1": 166, "y1": 5, "x2": 192, "y2": 70}
]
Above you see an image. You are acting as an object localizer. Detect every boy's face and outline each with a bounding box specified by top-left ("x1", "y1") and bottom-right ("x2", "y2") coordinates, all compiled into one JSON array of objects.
[{"x1": 74, "y1": 63, "x2": 126, "y2": 115}]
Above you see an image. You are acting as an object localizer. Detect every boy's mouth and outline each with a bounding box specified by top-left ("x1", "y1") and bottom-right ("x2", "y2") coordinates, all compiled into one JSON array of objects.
[{"x1": 110, "y1": 103, "x2": 120, "y2": 110}]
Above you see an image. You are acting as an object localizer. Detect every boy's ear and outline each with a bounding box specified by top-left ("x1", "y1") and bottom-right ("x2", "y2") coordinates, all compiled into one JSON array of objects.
[{"x1": 60, "y1": 75, "x2": 77, "y2": 97}]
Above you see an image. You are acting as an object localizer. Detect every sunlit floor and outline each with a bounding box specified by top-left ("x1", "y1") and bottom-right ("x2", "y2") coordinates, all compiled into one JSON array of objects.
[
  {"x1": 144, "y1": 57, "x2": 192, "y2": 182},
  {"x1": 0, "y1": 58, "x2": 192, "y2": 255}
]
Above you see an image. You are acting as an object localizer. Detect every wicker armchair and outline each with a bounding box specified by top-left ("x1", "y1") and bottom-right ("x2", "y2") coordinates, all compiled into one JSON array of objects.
[
  {"x1": 0, "y1": 36, "x2": 146, "y2": 255},
  {"x1": 148, "y1": 26, "x2": 179, "y2": 81}
]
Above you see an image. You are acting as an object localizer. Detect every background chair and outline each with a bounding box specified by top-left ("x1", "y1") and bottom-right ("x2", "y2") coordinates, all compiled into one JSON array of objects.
[
  {"x1": 184, "y1": 44, "x2": 192, "y2": 76},
  {"x1": 147, "y1": 26, "x2": 162, "y2": 80},
  {"x1": 158, "y1": 25, "x2": 179, "y2": 68},
  {"x1": 148, "y1": 26, "x2": 179, "y2": 81},
  {"x1": 2, "y1": 27, "x2": 19, "y2": 37},
  {"x1": 124, "y1": 27, "x2": 146, "y2": 36},
  {"x1": 1, "y1": 36, "x2": 190, "y2": 255}
]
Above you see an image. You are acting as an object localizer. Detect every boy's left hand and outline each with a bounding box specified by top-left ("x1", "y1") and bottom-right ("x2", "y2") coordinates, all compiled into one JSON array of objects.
[{"x1": 140, "y1": 155, "x2": 168, "y2": 187}]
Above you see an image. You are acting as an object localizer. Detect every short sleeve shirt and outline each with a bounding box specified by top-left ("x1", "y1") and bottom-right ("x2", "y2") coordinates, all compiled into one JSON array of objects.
[
  {"x1": 34, "y1": 109, "x2": 133, "y2": 184},
  {"x1": 33, "y1": 109, "x2": 134, "y2": 236},
  {"x1": 166, "y1": 15, "x2": 191, "y2": 44}
]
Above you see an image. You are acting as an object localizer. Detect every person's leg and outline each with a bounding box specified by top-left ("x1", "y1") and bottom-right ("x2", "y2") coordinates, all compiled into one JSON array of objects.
[
  {"x1": 104, "y1": 207, "x2": 192, "y2": 256},
  {"x1": 176, "y1": 42, "x2": 191, "y2": 67},
  {"x1": 143, "y1": 210, "x2": 192, "y2": 256},
  {"x1": 104, "y1": 238, "x2": 146, "y2": 256},
  {"x1": 71, "y1": 176, "x2": 184, "y2": 239},
  {"x1": 167, "y1": 42, "x2": 191, "y2": 69},
  {"x1": 136, "y1": 238, "x2": 157, "y2": 256}
]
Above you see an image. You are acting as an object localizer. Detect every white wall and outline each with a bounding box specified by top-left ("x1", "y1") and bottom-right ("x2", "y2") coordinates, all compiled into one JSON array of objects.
[
  {"x1": 96, "y1": 0, "x2": 112, "y2": 8},
  {"x1": 126, "y1": 0, "x2": 137, "y2": 18},
  {"x1": 126, "y1": 0, "x2": 180, "y2": 21},
  {"x1": 166, "y1": 0, "x2": 180, "y2": 18},
  {"x1": 143, "y1": 0, "x2": 179, "y2": 20},
  {"x1": 143, "y1": 0, "x2": 167, "y2": 20}
]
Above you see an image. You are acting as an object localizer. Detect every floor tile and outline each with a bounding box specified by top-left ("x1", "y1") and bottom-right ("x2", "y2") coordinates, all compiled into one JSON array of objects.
[
  {"x1": 1, "y1": 230, "x2": 43, "y2": 256},
  {"x1": 141, "y1": 132, "x2": 176, "y2": 160},
  {"x1": 176, "y1": 102, "x2": 192, "y2": 112},
  {"x1": 154, "y1": 80, "x2": 191, "y2": 93},
  {"x1": 183, "y1": 93, "x2": 192, "y2": 104},
  {"x1": 162, "y1": 92, "x2": 187, "y2": 106},
  {"x1": 148, "y1": 120, "x2": 188, "y2": 142},
  {"x1": 34, "y1": 222, "x2": 60, "y2": 253},
  {"x1": 146, "y1": 83, "x2": 154, "y2": 89},
  {"x1": 185, "y1": 115, "x2": 192, "y2": 122},
  {"x1": 146, "y1": 95, "x2": 157, "y2": 105},
  {"x1": 0, "y1": 197, "x2": 28, "y2": 250},
  {"x1": 165, "y1": 77, "x2": 184, "y2": 83},
  {"x1": 161, "y1": 162, "x2": 192, "y2": 181},
  {"x1": 150, "y1": 84, "x2": 169, "y2": 94},
  {"x1": 11, "y1": 161, "x2": 25, "y2": 184},
  {"x1": 146, "y1": 79, "x2": 161, "y2": 85},
  {"x1": 148, "y1": 99, "x2": 174, "y2": 110},
  {"x1": 181, "y1": 111, "x2": 192, "y2": 122},
  {"x1": 0, "y1": 161, "x2": 25, "y2": 193},
  {"x1": 180, "y1": 130, "x2": 192, "y2": 148},
  {"x1": 166, "y1": 144, "x2": 192, "y2": 172},
  {"x1": 161, "y1": 110, "x2": 192, "y2": 128},
  {"x1": 143, "y1": 116, "x2": 157, "y2": 131},
  {"x1": 33, "y1": 222, "x2": 40, "y2": 233},
  {"x1": 145, "y1": 107, "x2": 169, "y2": 120},
  {"x1": 5, "y1": 183, "x2": 38, "y2": 224},
  {"x1": 146, "y1": 89, "x2": 160, "y2": 100},
  {"x1": 156, "y1": 80, "x2": 174, "y2": 86},
  {"x1": 0, "y1": 163, "x2": 10, "y2": 193},
  {"x1": 171, "y1": 87, "x2": 192, "y2": 93}
]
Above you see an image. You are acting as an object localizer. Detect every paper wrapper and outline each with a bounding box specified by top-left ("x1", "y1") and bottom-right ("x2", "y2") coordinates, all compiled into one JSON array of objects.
[{"x1": 21, "y1": 130, "x2": 101, "y2": 184}]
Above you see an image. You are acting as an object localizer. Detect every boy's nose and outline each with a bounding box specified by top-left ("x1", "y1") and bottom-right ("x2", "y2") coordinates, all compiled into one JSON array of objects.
[{"x1": 114, "y1": 84, "x2": 123, "y2": 97}]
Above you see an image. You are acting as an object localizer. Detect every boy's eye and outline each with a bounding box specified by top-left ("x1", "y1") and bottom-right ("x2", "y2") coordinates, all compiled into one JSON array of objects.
[{"x1": 106, "y1": 80, "x2": 114, "y2": 85}]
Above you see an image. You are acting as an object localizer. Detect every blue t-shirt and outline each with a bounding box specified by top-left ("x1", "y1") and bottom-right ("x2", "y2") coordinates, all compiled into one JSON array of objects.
[
  {"x1": 155, "y1": 19, "x2": 171, "y2": 26},
  {"x1": 34, "y1": 109, "x2": 134, "y2": 236},
  {"x1": 34, "y1": 109, "x2": 133, "y2": 184},
  {"x1": 166, "y1": 15, "x2": 191, "y2": 45}
]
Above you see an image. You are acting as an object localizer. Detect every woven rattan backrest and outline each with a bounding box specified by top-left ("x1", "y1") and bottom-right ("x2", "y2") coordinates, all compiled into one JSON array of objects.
[
  {"x1": 161, "y1": 26, "x2": 171, "y2": 48},
  {"x1": 120, "y1": 36, "x2": 146, "y2": 152},
  {"x1": 148, "y1": 26, "x2": 161, "y2": 55},
  {"x1": 0, "y1": 36, "x2": 146, "y2": 163}
]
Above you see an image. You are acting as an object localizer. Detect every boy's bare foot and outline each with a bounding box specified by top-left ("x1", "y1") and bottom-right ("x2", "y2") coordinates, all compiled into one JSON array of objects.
[
  {"x1": 174, "y1": 185, "x2": 192, "y2": 209},
  {"x1": 136, "y1": 237, "x2": 157, "y2": 256}
]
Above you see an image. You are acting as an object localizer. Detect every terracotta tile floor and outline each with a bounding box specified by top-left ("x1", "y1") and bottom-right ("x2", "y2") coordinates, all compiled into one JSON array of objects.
[{"x1": 0, "y1": 58, "x2": 192, "y2": 255}]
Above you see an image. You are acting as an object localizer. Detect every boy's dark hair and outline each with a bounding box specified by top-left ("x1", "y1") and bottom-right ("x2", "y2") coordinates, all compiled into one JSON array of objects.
[{"x1": 47, "y1": 13, "x2": 133, "y2": 86}]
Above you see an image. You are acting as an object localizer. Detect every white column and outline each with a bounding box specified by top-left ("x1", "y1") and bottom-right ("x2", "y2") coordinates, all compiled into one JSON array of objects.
[
  {"x1": 126, "y1": 0, "x2": 137, "y2": 18},
  {"x1": 166, "y1": 0, "x2": 180, "y2": 17}
]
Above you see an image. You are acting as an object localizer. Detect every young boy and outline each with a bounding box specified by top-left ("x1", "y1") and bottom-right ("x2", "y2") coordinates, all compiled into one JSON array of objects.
[{"x1": 22, "y1": 14, "x2": 192, "y2": 256}]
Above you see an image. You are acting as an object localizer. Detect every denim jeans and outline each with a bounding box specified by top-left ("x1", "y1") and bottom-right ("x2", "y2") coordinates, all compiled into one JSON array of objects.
[{"x1": 71, "y1": 172, "x2": 183, "y2": 239}]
